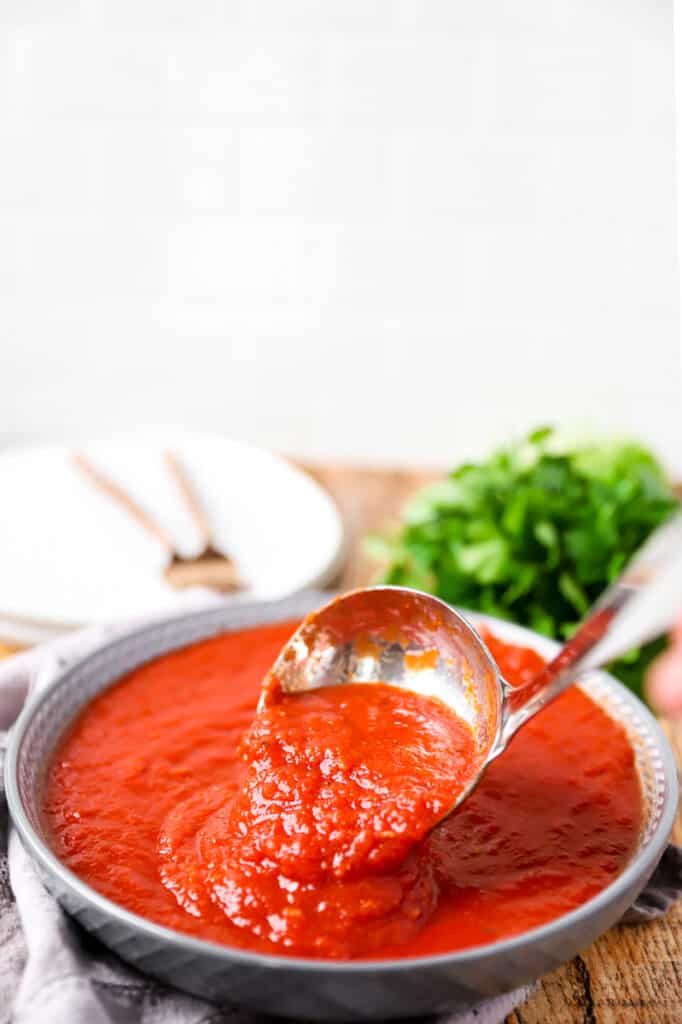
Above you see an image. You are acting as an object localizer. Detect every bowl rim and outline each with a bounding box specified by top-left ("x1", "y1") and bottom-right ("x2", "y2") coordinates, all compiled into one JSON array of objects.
[{"x1": 5, "y1": 591, "x2": 679, "y2": 975}]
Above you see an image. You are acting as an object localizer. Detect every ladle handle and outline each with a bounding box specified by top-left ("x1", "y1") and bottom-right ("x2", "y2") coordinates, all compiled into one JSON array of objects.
[{"x1": 501, "y1": 512, "x2": 682, "y2": 742}]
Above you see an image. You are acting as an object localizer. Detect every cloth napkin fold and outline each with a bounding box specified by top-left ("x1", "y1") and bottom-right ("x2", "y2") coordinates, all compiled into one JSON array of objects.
[{"x1": 1, "y1": 611, "x2": 680, "y2": 1024}]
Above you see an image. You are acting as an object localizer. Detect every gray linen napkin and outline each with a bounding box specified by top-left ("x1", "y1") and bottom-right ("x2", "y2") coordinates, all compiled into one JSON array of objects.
[{"x1": 0, "y1": 618, "x2": 680, "y2": 1024}]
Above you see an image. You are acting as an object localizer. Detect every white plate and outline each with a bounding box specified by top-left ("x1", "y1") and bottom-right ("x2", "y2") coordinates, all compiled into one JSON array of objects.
[{"x1": 0, "y1": 434, "x2": 344, "y2": 633}]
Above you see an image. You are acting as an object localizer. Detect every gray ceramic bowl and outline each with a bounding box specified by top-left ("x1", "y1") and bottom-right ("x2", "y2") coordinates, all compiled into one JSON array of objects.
[{"x1": 5, "y1": 592, "x2": 679, "y2": 1021}]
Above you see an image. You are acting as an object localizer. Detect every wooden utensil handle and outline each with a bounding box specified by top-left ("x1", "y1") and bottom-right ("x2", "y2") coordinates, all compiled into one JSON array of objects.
[
  {"x1": 72, "y1": 453, "x2": 174, "y2": 552},
  {"x1": 164, "y1": 451, "x2": 212, "y2": 548}
]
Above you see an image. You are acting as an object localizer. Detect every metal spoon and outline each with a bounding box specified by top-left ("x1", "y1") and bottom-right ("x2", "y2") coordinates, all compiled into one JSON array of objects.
[{"x1": 260, "y1": 512, "x2": 682, "y2": 817}]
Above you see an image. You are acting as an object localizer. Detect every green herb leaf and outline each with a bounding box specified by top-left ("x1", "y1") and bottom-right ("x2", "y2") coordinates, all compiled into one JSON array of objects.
[{"x1": 367, "y1": 427, "x2": 679, "y2": 704}]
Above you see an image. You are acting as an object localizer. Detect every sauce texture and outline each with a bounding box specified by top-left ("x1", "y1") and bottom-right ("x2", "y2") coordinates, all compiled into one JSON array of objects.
[{"x1": 44, "y1": 621, "x2": 642, "y2": 960}]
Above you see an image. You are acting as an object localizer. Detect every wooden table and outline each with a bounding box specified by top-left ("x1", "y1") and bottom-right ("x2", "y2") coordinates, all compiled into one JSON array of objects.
[{"x1": 305, "y1": 463, "x2": 682, "y2": 1024}]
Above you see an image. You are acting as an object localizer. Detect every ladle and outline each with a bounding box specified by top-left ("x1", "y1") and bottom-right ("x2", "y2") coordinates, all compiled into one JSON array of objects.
[{"x1": 260, "y1": 512, "x2": 682, "y2": 817}]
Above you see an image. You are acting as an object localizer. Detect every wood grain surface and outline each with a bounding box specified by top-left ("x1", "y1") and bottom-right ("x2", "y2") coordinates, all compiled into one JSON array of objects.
[{"x1": 304, "y1": 462, "x2": 682, "y2": 1024}]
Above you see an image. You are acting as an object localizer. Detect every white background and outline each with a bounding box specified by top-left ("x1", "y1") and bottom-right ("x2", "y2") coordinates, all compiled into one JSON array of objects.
[{"x1": 1, "y1": 1, "x2": 680, "y2": 471}]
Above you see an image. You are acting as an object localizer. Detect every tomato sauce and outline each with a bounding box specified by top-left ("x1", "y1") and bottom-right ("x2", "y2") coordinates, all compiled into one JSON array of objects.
[{"x1": 44, "y1": 621, "x2": 642, "y2": 960}]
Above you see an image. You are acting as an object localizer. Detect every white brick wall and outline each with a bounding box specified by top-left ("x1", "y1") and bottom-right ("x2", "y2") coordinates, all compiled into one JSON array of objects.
[{"x1": 1, "y1": 1, "x2": 680, "y2": 471}]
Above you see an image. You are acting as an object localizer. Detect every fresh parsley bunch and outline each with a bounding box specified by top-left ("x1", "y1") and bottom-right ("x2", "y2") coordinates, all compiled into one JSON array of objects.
[{"x1": 366, "y1": 427, "x2": 679, "y2": 702}]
